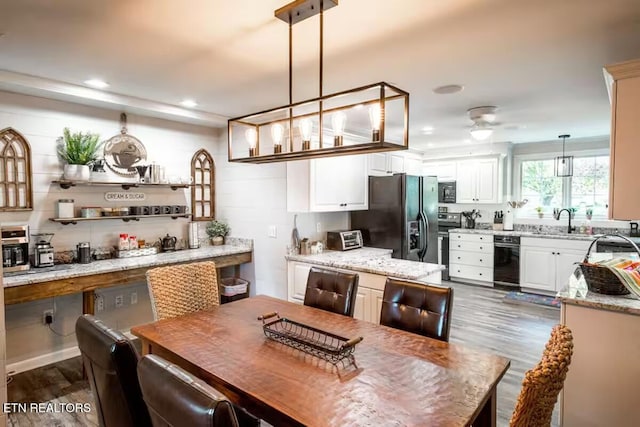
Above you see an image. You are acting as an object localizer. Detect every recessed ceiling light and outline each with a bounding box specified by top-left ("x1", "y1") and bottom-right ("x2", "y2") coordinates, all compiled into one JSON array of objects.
[
  {"x1": 354, "y1": 104, "x2": 364, "y2": 109},
  {"x1": 433, "y1": 84, "x2": 464, "y2": 95},
  {"x1": 84, "y1": 79, "x2": 109, "y2": 89},
  {"x1": 421, "y1": 126, "x2": 434, "y2": 135},
  {"x1": 464, "y1": 139, "x2": 472, "y2": 144},
  {"x1": 427, "y1": 143, "x2": 435, "y2": 148},
  {"x1": 180, "y1": 99, "x2": 198, "y2": 108}
]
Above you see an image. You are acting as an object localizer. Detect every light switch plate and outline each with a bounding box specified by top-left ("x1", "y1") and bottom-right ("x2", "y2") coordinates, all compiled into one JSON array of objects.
[
  {"x1": 316, "y1": 222, "x2": 322, "y2": 233},
  {"x1": 115, "y1": 295, "x2": 124, "y2": 308},
  {"x1": 268, "y1": 225, "x2": 277, "y2": 238}
]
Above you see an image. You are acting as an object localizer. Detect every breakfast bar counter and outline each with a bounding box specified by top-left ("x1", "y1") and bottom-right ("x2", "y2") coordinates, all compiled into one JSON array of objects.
[{"x1": 3, "y1": 240, "x2": 253, "y2": 312}]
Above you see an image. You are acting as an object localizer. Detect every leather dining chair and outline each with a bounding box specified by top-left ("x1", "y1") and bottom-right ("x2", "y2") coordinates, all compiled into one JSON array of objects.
[
  {"x1": 75, "y1": 315, "x2": 152, "y2": 427},
  {"x1": 379, "y1": 278, "x2": 454, "y2": 342},
  {"x1": 146, "y1": 260, "x2": 219, "y2": 320},
  {"x1": 510, "y1": 324, "x2": 574, "y2": 427},
  {"x1": 303, "y1": 267, "x2": 359, "y2": 317},
  {"x1": 138, "y1": 354, "x2": 240, "y2": 427}
]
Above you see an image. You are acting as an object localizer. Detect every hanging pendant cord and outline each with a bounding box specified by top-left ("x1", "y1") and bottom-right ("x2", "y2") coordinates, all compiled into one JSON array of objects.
[{"x1": 319, "y1": 1, "x2": 324, "y2": 147}]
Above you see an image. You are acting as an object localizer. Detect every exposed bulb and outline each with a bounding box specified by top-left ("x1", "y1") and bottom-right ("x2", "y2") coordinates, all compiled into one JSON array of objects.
[
  {"x1": 245, "y1": 128, "x2": 257, "y2": 149},
  {"x1": 271, "y1": 123, "x2": 284, "y2": 146},
  {"x1": 299, "y1": 118, "x2": 312, "y2": 141},
  {"x1": 369, "y1": 104, "x2": 382, "y2": 131},
  {"x1": 331, "y1": 112, "x2": 347, "y2": 137}
]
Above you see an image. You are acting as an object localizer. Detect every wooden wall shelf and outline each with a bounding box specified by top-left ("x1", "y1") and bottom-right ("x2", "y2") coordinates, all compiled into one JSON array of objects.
[
  {"x1": 52, "y1": 180, "x2": 191, "y2": 191},
  {"x1": 49, "y1": 213, "x2": 190, "y2": 225}
]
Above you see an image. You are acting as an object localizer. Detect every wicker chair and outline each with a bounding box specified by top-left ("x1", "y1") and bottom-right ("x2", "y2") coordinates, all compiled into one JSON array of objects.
[
  {"x1": 146, "y1": 261, "x2": 219, "y2": 320},
  {"x1": 510, "y1": 324, "x2": 574, "y2": 427}
]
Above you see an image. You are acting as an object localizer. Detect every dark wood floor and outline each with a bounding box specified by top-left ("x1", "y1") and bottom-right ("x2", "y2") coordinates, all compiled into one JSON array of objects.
[{"x1": 7, "y1": 282, "x2": 559, "y2": 427}]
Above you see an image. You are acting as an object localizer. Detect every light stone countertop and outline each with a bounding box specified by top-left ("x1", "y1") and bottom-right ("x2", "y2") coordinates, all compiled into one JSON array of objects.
[
  {"x1": 3, "y1": 244, "x2": 253, "y2": 288},
  {"x1": 450, "y1": 228, "x2": 598, "y2": 241},
  {"x1": 557, "y1": 286, "x2": 640, "y2": 316},
  {"x1": 286, "y1": 247, "x2": 445, "y2": 281}
]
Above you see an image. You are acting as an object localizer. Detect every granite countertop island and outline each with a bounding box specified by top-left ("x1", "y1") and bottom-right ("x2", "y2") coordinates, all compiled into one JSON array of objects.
[
  {"x1": 286, "y1": 247, "x2": 444, "y2": 281},
  {"x1": 557, "y1": 286, "x2": 640, "y2": 316},
  {"x1": 4, "y1": 238, "x2": 253, "y2": 289},
  {"x1": 450, "y1": 228, "x2": 598, "y2": 241}
]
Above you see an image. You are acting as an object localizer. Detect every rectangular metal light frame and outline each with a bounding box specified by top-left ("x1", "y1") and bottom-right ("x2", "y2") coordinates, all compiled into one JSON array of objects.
[
  {"x1": 555, "y1": 155, "x2": 574, "y2": 177},
  {"x1": 227, "y1": 81, "x2": 409, "y2": 164}
]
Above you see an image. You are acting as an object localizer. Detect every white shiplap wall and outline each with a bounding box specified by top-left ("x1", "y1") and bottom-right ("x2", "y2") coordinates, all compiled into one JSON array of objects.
[{"x1": 0, "y1": 91, "x2": 348, "y2": 369}]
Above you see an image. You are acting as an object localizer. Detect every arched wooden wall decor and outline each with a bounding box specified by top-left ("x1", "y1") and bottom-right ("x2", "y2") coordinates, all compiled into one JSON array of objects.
[
  {"x1": 190, "y1": 149, "x2": 215, "y2": 220},
  {"x1": 0, "y1": 128, "x2": 33, "y2": 211}
]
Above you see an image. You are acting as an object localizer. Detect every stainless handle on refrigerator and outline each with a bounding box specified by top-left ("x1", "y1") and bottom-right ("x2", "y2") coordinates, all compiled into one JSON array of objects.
[{"x1": 419, "y1": 211, "x2": 428, "y2": 259}]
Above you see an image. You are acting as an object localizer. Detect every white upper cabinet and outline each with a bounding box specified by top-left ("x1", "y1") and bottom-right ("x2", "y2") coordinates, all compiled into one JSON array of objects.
[
  {"x1": 422, "y1": 161, "x2": 456, "y2": 182},
  {"x1": 455, "y1": 157, "x2": 500, "y2": 204},
  {"x1": 287, "y1": 155, "x2": 368, "y2": 212},
  {"x1": 368, "y1": 152, "x2": 401, "y2": 176},
  {"x1": 367, "y1": 152, "x2": 422, "y2": 176}
]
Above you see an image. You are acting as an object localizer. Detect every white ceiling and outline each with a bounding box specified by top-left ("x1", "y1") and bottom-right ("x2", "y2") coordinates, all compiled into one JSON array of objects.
[{"x1": 1, "y1": 0, "x2": 640, "y2": 150}]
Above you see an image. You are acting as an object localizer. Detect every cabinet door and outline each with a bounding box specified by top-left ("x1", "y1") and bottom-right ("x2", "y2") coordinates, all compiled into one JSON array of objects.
[
  {"x1": 341, "y1": 154, "x2": 368, "y2": 210},
  {"x1": 310, "y1": 155, "x2": 368, "y2": 211},
  {"x1": 555, "y1": 250, "x2": 584, "y2": 291},
  {"x1": 405, "y1": 157, "x2": 422, "y2": 175},
  {"x1": 389, "y1": 154, "x2": 405, "y2": 174},
  {"x1": 352, "y1": 287, "x2": 371, "y2": 322},
  {"x1": 423, "y1": 161, "x2": 456, "y2": 181},
  {"x1": 455, "y1": 161, "x2": 477, "y2": 203},
  {"x1": 291, "y1": 263, "x2": 311, "y2": 302},
  {"x1": 368, "y1": 153, "x2": 390, "y2": 176},
  {"x1": 610, "y1": 74, "x2": 640, "y2": 219},
  {"x1": 520, "y1": 247, "x2": 556, "y2": 292},
  {"x1": 475, "y1": 158, "x2": 499, "y2": 203},
  {"x1": 370, "y1": 289, "x2": 385, "y2": 325}
]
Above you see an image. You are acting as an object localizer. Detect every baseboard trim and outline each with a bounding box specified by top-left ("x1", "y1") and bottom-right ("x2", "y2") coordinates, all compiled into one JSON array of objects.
[
  {"x1": 7, "y1": 347, "x2": 81, "y2": 375},
  {"x1": 7, "y1": 330, "x2": 135, "y2": 375}
]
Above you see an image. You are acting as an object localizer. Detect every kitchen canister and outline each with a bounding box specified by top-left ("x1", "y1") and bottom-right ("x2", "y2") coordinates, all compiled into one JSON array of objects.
[{"x1": 56, "y1": 199, "x2": 75, "y2": 218}]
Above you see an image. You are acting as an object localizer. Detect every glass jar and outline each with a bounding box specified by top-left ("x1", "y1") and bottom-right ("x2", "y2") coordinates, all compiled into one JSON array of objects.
[{"x1": 56, "y1": 199, "x2": 75, "y2": 218}]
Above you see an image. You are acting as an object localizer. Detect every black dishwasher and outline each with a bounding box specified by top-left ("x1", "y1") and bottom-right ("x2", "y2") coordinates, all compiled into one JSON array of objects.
[{"x1": 493, "y1": 235, "x2": 520, "y2": 288}]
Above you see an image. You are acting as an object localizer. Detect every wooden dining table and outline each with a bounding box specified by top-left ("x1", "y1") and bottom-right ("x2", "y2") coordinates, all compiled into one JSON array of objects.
[{"x1": 131, "y1": 295, "x2": 510, "y2": 427}]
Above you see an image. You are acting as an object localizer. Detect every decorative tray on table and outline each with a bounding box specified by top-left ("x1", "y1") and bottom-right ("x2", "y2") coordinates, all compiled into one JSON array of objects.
[{"x1": 258, "y1": 312, "x2": 363, "y2": 366}]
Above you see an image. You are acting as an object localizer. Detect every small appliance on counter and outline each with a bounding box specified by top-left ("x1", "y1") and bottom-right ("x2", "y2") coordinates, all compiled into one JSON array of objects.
[
  {"x1": 630, "y1": 222, "x2": 640, "y2": 238},
  {"x1": 77, "y1": 242, "x2": 91, "y2": 264},
  {"x1": 1, "y1": 225, "x2": 30, "y2": 272},
  {"x1": 159, "y1": 234, "x2": 177, "y2": 252},
  {"x1": 32, "y1": 233, "x2": 55, "y2": 268},
  {"x1": 326, "y1": 230, "x2": 363, "y2": 251}
]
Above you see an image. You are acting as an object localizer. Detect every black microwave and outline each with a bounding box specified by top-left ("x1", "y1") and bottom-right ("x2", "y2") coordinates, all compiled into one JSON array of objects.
[{"x1": 438, "y1": 182, "x2": 456, "y2": 203}]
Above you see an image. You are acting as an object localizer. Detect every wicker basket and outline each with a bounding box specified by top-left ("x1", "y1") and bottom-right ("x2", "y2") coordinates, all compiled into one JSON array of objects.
[{"x1": 580, "y1": 234, "x2": 636, "y2": 295}]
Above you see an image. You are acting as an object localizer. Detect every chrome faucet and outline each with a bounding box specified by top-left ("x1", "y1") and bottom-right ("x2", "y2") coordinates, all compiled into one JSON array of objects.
[{"x1": 555, "y1": 208, "x2": 575, "y2": 234}]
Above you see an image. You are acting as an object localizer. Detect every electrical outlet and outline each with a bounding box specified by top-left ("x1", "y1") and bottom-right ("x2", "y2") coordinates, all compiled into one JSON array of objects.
[
  {"x1": 43, "y1": 309, "x2": 54, "y2": 325},
  {"x1": 316, "y1": 222, "x2": 322, "y2": 233},
  {"x1": 115, "y1": 294, "x2": 124, "y2": 308},
  {"x1": 268, "y1": 225, "x2": 277, "y2": 238},
  {"x1": 130, "y1": 292, "x2": 138, "y2": 305},
  {"x1": 95, "y1": 294, "x2": 104, "y2": 311}
]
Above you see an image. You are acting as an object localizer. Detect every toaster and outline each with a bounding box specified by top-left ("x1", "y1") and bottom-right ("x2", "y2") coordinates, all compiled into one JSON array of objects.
[{"x1": 326, "y1": 230, "x2": 363, "y2": 251}]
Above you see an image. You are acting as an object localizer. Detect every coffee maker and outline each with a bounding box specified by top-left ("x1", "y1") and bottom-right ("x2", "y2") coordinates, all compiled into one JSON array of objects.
[
  {"x1": 1, "y1": 225, "x2": 30, "y2": 272},
  {"x1": 32, "y1": 233, "x2": 55, "y2": 268}
]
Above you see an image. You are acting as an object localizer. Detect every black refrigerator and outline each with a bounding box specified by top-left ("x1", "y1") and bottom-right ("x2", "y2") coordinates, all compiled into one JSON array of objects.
[{"x1": 350, "y1": 174, "x2": 439, "y2": 263}]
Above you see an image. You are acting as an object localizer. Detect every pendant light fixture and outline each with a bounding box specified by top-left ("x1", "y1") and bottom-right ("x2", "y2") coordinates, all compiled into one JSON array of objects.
[
  {"x1": 227, "y1": 0, "x2": 409, "y2": 164},
  {"x1": 555, "y1": 134, "x2": 573, "y2": 177}
]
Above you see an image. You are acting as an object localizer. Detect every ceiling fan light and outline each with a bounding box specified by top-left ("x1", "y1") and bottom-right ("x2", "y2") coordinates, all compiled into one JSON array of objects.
[{"x1": 470, "y1": 125, "x2": 493, "y2": 141}]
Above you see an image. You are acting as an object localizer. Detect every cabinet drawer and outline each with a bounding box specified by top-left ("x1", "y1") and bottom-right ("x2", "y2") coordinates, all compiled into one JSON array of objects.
[
  {"x1": 450, "y1": 240, "x2": 493, "y2": 253},
  {"x1": 449, "y1": 263, "x2": 494, "y2": 282},
  {"x1": 450, "y1": 250, "x2": 493, "y2": 268},
  {"x1": 450, "y1": 233, "x2": 492, "y2": 243}
]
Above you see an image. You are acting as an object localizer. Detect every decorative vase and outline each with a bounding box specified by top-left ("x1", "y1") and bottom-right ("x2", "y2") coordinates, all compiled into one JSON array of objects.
[
  {"x1": 537, "y1": 213, "x2": 544, "y2": 219},
  {"x1": 586, "y1": 214, "x2": 592, "y2": 220},
  {"x1": 64, "y1": 164, "x2": 91, "y2": 182},
  {"x1": 211, "y1": 236, "x2": 224, "y2": 246}
]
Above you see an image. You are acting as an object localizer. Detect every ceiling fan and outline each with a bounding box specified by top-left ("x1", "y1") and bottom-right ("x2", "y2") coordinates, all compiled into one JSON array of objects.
[{"x1": 467, "y1": 106, "x2": 500, "y2": 141}]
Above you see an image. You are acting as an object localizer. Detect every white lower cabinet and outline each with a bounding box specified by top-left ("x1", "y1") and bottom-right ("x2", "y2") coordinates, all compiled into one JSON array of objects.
[
  {"x1": 287, "y1": 261, "x2": 389, "y2": 324},
  {"x1": 449, "y1": 233, "x2": 494, "y2": 285},
  {"x1": 520, "y1": 237, "x2": 591, "y2": 294}
]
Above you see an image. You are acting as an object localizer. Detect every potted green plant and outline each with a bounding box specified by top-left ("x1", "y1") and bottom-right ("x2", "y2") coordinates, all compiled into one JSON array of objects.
[
  {"x1": 585, "y1": 207, "x2": 593, "y2": 220},
  {"x1": 535, "y1": 206, "x2": 544, "y2": 219},
  {"x1": 57, "y1": 128, "x2": 102, "y2": 181},
  {"x1": 206, "y1": 220, "x2": 230, "y2": 246}
]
